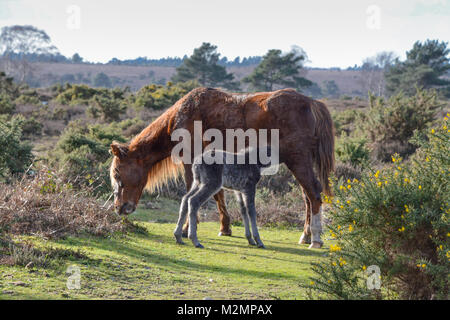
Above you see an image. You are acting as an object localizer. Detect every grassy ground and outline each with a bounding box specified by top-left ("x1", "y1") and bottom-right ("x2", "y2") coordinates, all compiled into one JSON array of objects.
[{"x1": 0, "y1": 199, "x2": 329, "y2": 300}]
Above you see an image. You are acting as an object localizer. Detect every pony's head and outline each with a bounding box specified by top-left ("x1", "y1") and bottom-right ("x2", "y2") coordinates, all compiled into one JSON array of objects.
[{"x1": 110, "y1": 142, "x2": 147, "y2": 215}]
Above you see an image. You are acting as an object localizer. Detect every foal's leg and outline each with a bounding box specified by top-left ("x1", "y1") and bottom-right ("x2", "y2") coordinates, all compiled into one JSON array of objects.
[
  {"x1": 242, "y1": 188, "x2": 265, "y2": 248},
  {"x1": 234, "y1": 191, "x2": 256, "y2": 246},
  {"x1": 174, "y1": 182, "x2": 199, "y2": 244},
  {"x1": 298, "y1": 190, "x2": 312, "y2": 245},
  {"x1": 214, "y1": 190, "x2": 232, "y2": 236},
  {"x1": 188, "y1": 184, "x2": 221, "y2": 248},
  {"x1": 286, "y1": 158, "x2": 323, "y2": 249},
  {"x1": 182, "y1": 164, "x2": 193, "y2": 238}
]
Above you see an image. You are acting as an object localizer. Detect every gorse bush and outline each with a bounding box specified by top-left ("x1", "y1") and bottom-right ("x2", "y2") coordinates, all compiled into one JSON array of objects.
[
  {"x1": 0, "y1": 93, "x2": 15, "y2": 114},
  {"x1": 306, "y1": 115, "x2": 449, "y2": 299},
  {"x1": 0, "y1": 116, "x2": 33, "y2": 179},
  {"x1": 332, "y1": 109, "x2": 365, "y2": 136},
  {"x1": 335, "y1": 135, "x2": 370, "y2": 167},
  {"x1": 86, "y1": 94, "x2": 126, "y2": 121},
  {"x1": 49, "y1": 120, "x2": 126, "y2": 196},
  {"x1": 133, "y1": 81, "x2": 198, "y2": 110},
  {"x1": 365, "y1": 89, "x2": 442, "y2": 161}
]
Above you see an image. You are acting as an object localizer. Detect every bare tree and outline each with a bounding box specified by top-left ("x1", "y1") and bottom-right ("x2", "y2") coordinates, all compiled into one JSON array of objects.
[{"x1": 360, "y1": 51, "x2": 397, "y2": 96}]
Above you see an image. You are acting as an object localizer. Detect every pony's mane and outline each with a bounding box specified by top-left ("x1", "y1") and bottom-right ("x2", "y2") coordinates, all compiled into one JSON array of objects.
[{"x1": 145, "y1": 156, "x2": 185, "y2": 193}]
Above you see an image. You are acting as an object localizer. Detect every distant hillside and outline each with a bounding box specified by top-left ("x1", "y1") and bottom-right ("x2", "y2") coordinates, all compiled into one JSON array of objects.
[{"x1": 4, "y1": 61, "x2": 370, "y2": 96}]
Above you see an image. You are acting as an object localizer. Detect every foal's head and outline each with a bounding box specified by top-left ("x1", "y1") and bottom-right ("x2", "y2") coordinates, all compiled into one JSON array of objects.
[{"x1": 110, "y1": 142, "x2": 147, "y2": 215}]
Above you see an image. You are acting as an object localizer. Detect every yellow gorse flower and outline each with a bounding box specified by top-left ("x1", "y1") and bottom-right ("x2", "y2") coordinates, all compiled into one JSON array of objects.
[{"x1": 329, "y1": 244, "x2": 342, "y2": 252}]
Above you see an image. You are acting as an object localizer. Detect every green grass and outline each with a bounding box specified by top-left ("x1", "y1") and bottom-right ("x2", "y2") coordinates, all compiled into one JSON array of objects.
[{"x1": 0, "y1": 200, "x2": 329, "y2": 300}]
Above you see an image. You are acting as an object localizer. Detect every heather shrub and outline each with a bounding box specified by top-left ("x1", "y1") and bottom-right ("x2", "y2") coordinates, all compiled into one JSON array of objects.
[
  {"x1": 225, "y1": 183, "x2": 305, "y2": 228},
  {"x1": 0, "y1": 168, "x2": 136, "y2": 239},
  {"x1": 334, "y1": 162, "x2": 362, "y2": 182},
  {"x1": 305, "y1": 115, "x2": 449, "y2": 299}
]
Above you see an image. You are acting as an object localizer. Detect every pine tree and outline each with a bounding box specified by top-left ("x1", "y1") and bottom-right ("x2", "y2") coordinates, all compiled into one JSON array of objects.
[
  {"x1": 171, "y1": 43, "x2": 239, "y2": 90},
  {"x1": 242, "y1": 49, "x2": 312, "y2": 92}
]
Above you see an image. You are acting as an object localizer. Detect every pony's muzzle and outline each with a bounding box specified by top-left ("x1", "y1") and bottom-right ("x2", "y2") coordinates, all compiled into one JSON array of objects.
[{"x1": 118, "y1": 202, "x2": 136, "y2": 215}]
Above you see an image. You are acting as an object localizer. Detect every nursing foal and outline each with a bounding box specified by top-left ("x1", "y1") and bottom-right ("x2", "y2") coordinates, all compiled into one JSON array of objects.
[{"x1": 174, "y1": 147, "x2": 272, "y2": 248}]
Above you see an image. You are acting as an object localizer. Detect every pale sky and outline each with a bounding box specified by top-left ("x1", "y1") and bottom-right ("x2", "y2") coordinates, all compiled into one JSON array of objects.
[{"x1": 0, "y1": 0, "x2": 449, "y2": 68}]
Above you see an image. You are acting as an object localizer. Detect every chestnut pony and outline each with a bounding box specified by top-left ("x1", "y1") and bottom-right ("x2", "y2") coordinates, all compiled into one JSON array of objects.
[{"x1": 110, "y1": 87, "x2": 334, "y2": 248}]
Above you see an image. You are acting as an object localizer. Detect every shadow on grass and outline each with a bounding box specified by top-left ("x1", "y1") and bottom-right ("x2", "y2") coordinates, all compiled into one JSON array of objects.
[
  {"x1": 65, "y1": 233, "x2": 307, "y2": 282},
  {"x1": 202, "y1": 234, "x2": 325, "y2": 258}
]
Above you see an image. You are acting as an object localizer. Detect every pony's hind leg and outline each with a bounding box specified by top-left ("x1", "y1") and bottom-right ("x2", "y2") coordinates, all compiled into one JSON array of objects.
[
  {"x1": 286, "y1": 158, "x2": 323, "y2": 249},
  {"x1": 298, "y1": 190, "x2": 312, "y2": 244},
  {"x1": 235, "y1": 191, "x2": 256, "y2": 246},
  {"x1": 214, "y1": 190, "x2": 232, "y2": 237},
  {"x1": 242, "y1": 188, "x2": 265, "y2": 248},
  {"x1": 174, "y1": 181, "x2": 199, "y2": 244},
  {"x1": 187, "y1": 184, "x2": 221, "y2": 248}
]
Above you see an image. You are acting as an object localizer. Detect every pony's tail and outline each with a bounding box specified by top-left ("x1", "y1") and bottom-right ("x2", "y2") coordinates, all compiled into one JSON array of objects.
[
  {"x1": 145, "y1": 157, "x2": 185, "y2": 193},
  {"x1": 310, "y1": 100, "x2": 335, "y2": 197}
]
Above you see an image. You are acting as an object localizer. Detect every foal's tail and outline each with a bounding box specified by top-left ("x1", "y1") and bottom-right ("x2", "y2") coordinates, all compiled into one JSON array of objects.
[{"x1": 310, "y1": 100, "x2": 335, "y2": 197}]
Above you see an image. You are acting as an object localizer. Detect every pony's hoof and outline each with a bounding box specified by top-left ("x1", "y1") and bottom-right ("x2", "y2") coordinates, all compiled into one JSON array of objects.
[
  {"x1": 298, "y1": 233, "x2": 311, "y2": 245},
  {"x1": 218, "y1": 230, "x2": 232, "y2": 237},
  {"x1": 181, "y1": 231, "x2": 188, "y2": 238},
  {"x1": 195, "y1": 243, "x2": 204, "y2": 249},
  {"x1": 176, "y1": 241, "x2": 185, "y2": 245},
  {"x1": 247, "y1": 238, "x2": 257, "y2": 246},
  {"x1": 308, "y1": 242, "x2": 323, "y2": 249}
]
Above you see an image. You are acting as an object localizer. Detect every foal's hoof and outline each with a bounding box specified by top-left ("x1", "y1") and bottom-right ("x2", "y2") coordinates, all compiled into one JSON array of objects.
[
  {"x1": 308, "y1": 242, "x2": 323, "y2": 249},
  {"x1": 257, "y1": 243, "x2": 266, "y2": 249},
  {"x1": 218, "y1": 230, "x2": 232, "y2": 237},
  {"x1": 195, "y1": 243, "x2": 204, "y2": 249},
  {"x1": 175, "y1": 239, "x2": 185, "y2": 245},
  {"x1": 247, "y1": 238, "x2": 257, "y2": 246},
  {"x1": 181, "y1": 231, "x2": 188, "y2": 238},
  {"x1": 174, "y1": 234, "x2": 185, "y2": 245}
]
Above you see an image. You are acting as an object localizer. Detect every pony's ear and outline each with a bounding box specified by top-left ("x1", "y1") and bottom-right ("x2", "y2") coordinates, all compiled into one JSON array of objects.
[{"x1": 110, "y1": 142, "x2": 128, "y2": 159}]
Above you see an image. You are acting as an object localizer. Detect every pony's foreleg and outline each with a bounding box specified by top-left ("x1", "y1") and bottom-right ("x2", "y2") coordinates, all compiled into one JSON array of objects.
[
  {"x1": 298, "y1": 190, "x2": 312, "y2": 245},
  {"x1": 214, "y1": 189, "x2": 232, "y2": 236},
  {"x1": 234, "y1": 191, "x2": 256, "y2": 246},
  {"x1": 242, "y1": 188, "x2": 265, "y2": 248}
]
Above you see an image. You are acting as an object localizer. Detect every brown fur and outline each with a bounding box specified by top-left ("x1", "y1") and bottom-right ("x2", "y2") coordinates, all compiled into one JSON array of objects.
[{"x1": 110, "y1": 87, "x2": 335, "y2": 238}]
